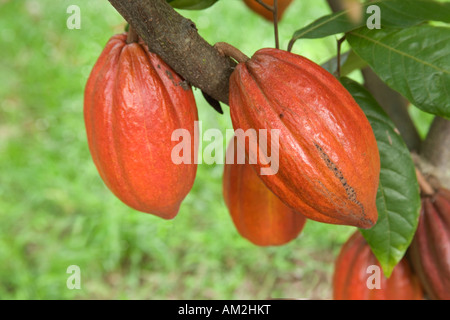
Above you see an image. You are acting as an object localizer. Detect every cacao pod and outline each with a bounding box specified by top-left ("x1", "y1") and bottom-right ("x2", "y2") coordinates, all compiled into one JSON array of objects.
[
  {"x1": 333, "y1": 232, "x2": 424, "y2": 300},
  {"x1": 243, "y1": 0, "x2": 293, "y2": 22},
  {"x1": 84, "y1": 33, "x2": 198, "y2": 219},
  {"x1": 408, "y1": 188, "x2": 450, "y2": 300},
  {"x1": 229, "y1": 48, "x2": 380, "y2": 229},
  {"x1": 223, "y1": 137, "x2": 307, "y2": 246}
]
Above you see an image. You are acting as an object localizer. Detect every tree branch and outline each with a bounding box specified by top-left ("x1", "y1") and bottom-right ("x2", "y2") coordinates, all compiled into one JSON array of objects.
[
  {"x1": 108, "y1": 0, "x2": 236, "y2": 105},
  {"x1": 362, "y1": 68, "x2": 421, "y2": 152},
  {"x1": 420, "y1": 117, "x2": 450, "y2": 189},
  {"x1": 326, "y1": 0, "x2": 345, "y2": 13}
]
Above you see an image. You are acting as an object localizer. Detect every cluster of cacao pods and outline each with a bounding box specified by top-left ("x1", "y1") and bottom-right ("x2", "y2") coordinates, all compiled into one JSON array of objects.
[
  {"x1": 84, "y1": 32, "x2": 198, "y2": 220},
  {"x1": 85, "y1": 13, "x2": 381, "y2": 255},
  {"x1": 408, "y1": 187, "x2": 450, "y2": 300},
  {"x1": 333, "y1": 231, "x2": 424, "y2": 300},
  {"x1": 84, "y1": 30, "x2": 381, "y2": 249},
  {"x1": 83, "y1": 5, "x2": 448, "y2": 302}
]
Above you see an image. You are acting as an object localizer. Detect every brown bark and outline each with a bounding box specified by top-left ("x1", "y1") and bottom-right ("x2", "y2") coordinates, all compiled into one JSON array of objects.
[
  {"x1": 108, "y1": 0, "x2": 236, "y2": 105},
  {"x1": 420, "y1": 117, "x2": 450, "y2": 189},
  {"x1": 362, "y1": 68, "x2": 421, "y2": 152},
  {"x1": 326, "y1": 0, "x2": 345, "y2": 13}
]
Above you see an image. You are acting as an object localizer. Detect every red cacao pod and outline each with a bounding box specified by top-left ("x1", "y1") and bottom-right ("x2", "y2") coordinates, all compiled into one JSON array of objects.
[
  {"x1": 408, "y1": 188, "x2": 450, "y2": 300},
  {"x1": 223, "y1": 138, "x2": 307, "y2": 246},
  {"x1": 229, "y1": 48, "x2": 380, "y2": 229},
  {"x1": 243, "y1": 0, "x2": 293, "y2": 22},
  {"x1": 333, "y1": 232, "x2": 424, "y2": 300},
  {"x1": 84, "y1": 33, "x2": 198, "y2": 219}
]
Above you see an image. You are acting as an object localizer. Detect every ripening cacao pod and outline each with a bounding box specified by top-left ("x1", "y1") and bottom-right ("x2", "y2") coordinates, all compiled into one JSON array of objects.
[
  {"x1": 408, "y1": 188, "x2": 450, "y2": 300},
  {"x1": 84, "y1": 33, "x2": 198, "y2": 219},
  {"x1": 243, "y1": 0, "x2": 293, "y2": 22},
  {"x1": 333, "y1": 232, "x2": 424, "y2": 300},
  {"x1": 223, "y1": 138, "x2": 307, "y2": 246},
  {"x1": 229, "y1": 48, "x2": 380, "y2": 229}
]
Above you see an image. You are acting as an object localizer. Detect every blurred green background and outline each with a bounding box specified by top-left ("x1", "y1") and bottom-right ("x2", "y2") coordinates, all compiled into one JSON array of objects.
[{"x1": 0, "y1": 0, "x2": 433, "y2": 299}]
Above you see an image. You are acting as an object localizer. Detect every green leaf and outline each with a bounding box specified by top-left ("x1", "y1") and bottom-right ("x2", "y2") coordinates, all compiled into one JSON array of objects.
[
  {"x1": 347, "y1": 25, "x2": 450, "y2": 118},
  {"x1": 321, "y1": 50, "x2": 352, "y2": 75},
  {"x1": 291, "y1": 10, "x2": 359, "y2": 40},
  {"x1": 371, "y1": 0, "x2": 450, "y2": 27},
  {"x1": 167, "y1": 0, "x2": 218, "y2": 10},
  {"x1": 290, "y1": 0, "x2": 450, "y2": 42},
  {"x1": 341, "y1": 77, "x2": 421, "y2": 278},
  {"x1": 321, "y1": 50, "x2": 368, "y2": 77},
  {"x1": 340, "y1": 50, "x2": 368, "y2": 77}
]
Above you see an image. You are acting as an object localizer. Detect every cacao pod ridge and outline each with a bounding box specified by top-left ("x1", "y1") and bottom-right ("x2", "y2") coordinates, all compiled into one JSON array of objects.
[{"x1": 408, "y1": 190, "x2": 450, "y2": 300}]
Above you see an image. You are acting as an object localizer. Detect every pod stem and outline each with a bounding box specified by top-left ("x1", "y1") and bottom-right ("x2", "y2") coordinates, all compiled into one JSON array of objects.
[
  {"x1": 255, "y1": 0, "x2": 280, "y2": 49},
  {"x1": 416, "y1": 167, "x2": 435, "y2": 196},
  {"x1": 273, "y1": 0, "x2": 280, "y2": 49},
  {"x1": 214, "y1": 42, "x2": 250, "y2": 64},
  {"x1": 127, "y1": 25, "x2": 139, "y2": 44},
  {"x1": 336, "y1": 35, "x2": 347, "y2": 78}
]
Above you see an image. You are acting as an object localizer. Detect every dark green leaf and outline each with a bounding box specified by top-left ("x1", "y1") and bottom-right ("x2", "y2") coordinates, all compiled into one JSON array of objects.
[
  {"x1": 291, "y1": 10, "x2": 359, "y2": 40},
  {"x1": 341, "y1": 77, "x2": 421, "y2": 278},
  {"x1": 340, "y1": 50, "x2": 368, "y2": 77},
  {"x1": 167, "y1": 0, "x2": 218, "y2": 10},
  {"x1": 321, "y1": 50, "x2": 351, "y2": 75},
  {"x1": 321, "y1": 50, "x2": 368, "y2": 77},
  {"x1": 347, "y1": 25, "x2": 450, "y2": 118},
  {"x1": 374, "y1": 0, "x2": 450, "y2": 27},
  {"x1": 290, "y1": 0, "x2": 450, "y2": 43}
]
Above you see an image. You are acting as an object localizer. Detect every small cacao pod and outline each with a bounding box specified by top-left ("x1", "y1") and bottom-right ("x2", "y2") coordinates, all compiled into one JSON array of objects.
[
  {"x1": 243, "y1": 0, "x2": 293, "y2": 22},
  {"x1": 223, "y1": 137, "x2": 307, "y2": 246},
  {"x1": 229, "y1": 48, "x2": 380, "y2": 229},
  {"x1": 84, "y1": 33, "x2": 198, "y2": 219},
  {"x1": 408, "y1": 188, "x2": 450, "y2": 300},
  {"x1": 333, "y1": 232, "x2": 424, "y2": 300}
]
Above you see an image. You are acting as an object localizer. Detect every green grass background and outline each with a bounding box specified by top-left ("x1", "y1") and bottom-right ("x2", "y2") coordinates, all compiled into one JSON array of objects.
[{"x1": 0, "y1": 0, "x2": 433, "y2": 299}]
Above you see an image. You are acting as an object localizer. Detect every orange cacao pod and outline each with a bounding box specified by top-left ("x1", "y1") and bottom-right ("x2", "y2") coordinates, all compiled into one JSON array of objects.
[
  {"x1": 408, "y1": 188, "x2": 450, "y2": 300},
  {"x1": 229, "y1": 48, "x2": 380, "y2": 229},
  {"x1": 223, "y1": 138, "x2": 307, "y2": 246},
  {"x1": 243, "y1": 0, "x2": 293, "y2": 21},
  {"x1": 84, "y1": 33, "x2": 198, "y2": 219},
  {"x1": 333, "y1": 232, "x2": 424, "y2": 300}
]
